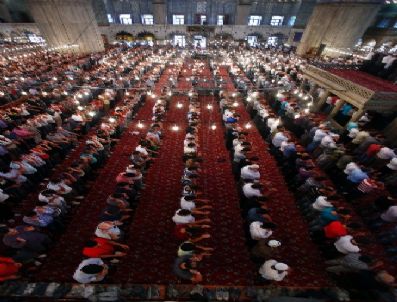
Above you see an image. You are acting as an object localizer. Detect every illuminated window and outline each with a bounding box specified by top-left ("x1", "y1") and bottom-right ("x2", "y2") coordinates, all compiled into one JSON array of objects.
[
  {"x1": 200, "y1": 15, "x2": 207, "y2": 25},
  {"x1": 217, "y1": 15, "x2": 224, "y2": 25},
  {"x1": 173, "y1": 15, "x2": 185, "y2": 25},
  {"x1": 142, "y1": 14, "x2": 154, "y2": 25},
  {"x1": 288, "y1": 16, "x2": 296, "y2": 27},
  {"x1": 107, "y1": 14, "x2": 114, "y2": 23},
  {"x1": 270, "y1": 15, "x2": 284, "y2": 26},
  {"x1": 119, "y1": 14, "x2": 132, "y2": 25},
  {"x1": 248, "y1": 15, "x2": 262, "y2": 26}
]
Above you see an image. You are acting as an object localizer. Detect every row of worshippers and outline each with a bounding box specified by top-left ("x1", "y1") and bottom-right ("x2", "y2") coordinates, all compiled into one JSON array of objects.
[
  {"x1": 0, "y1": 99, "x2": 129, "y2": 282},
  {"x1": 173, "y1": 91, "x2": 213, "y2": 283},
  {"x1": 220, "y1": 93, "x2": 290, "y2": 283},
  {"x1": 244, "y1": 91, "x2": 396, "y2": 292},
  {"x1": 72, "y1": 95, "x2": 165, "y2": 284},
  {"x1": 228, "y1": 49, "x2": 397, "y2": 296}
]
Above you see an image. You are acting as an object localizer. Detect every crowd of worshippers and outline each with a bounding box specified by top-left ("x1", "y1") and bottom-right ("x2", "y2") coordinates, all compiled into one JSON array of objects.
[
  {"x1": 0, "y1": 45, "x2": 161, "y2": 282},
  {"x1": 72, "y1": 97, "x2": 165, "y2": 284},
  {"x1": 361, "y1": 52, "x2": 397, "y2": 81},
  {"x1": 172, "y1": 89, "x2": 214, "y2": 283},
  {"x1": 226, "y1": 48, "x2": 397, "y2": 293}
]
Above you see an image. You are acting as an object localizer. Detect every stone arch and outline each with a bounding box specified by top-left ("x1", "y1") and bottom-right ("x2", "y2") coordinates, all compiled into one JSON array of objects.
[
  {"x1": 115, "y1": 30, "x2": 134, "y2": 41},
  {"x1": 136, "y1": 31, "x2": 156, "y2": 41}
]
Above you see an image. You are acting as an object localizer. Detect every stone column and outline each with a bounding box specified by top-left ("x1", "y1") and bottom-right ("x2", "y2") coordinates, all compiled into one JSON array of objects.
[
  {"x1": 153, "y1": 0, "x2": 166, "y2": 24},
  {"x1": 235, "y1": 0, "x2": 252, "y2": 25},
  {"x1": 297, "y1": 1, "x2": 381, "y2": 57},
  {"x1": 0, "y1": 0, "x2": 12, "y2": 22},
  {"x1": 314, "y1": 89, "x2": 330, "y2": 112},
  {"x1": 329, "y1": 99, "x2": 344, "y2": 118},
  {"x1": 27, "y1": 0, "x2": 104, "y2": 54}
]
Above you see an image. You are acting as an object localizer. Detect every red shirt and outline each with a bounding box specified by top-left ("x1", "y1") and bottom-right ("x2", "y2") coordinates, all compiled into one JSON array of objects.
[
  {"x1": 174, "y1": 225, "x2": 189, "y2": 241},
  {"x1": 0, "y1": 257, "x2": 19, "y2": 281},
  {"x1": 82, "y1": 238, "x2": 114, "y2": 258},
  {"x1": 324, "y1": 221, "x2": 347, "y2": 239},
  {"x1": 366, "y1": 144, "x2": 381, "y2": 157}
]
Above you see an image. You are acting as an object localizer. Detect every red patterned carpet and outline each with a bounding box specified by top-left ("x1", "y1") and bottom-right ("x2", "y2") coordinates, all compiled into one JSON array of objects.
[
  {"x1": 327, "y1": 69, "x2": 397, "y2": 92},
  {"x1": 197, "y1": 95, "x2": 256, "y2": 285}
]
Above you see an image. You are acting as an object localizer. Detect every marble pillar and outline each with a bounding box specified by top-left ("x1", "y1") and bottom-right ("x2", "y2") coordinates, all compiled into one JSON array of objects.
[
  {"x1": 235, "y1": 0, "x2": 252, "y2": 25},
  {"x1": 0, "y1": 0, "x2": 12, "y2": 22},
  {"x1": 297, "y1": 1, "x2": 381, "y2": 57},
  {"x1": 27, "y1": 0, "x2": 104, "y2": 54},
  {"x1": 153, "y1": 0, "x2": 166, "y2": 24}
]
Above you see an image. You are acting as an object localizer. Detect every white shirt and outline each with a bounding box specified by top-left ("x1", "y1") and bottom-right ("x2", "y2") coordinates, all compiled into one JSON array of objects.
[
  {"x1": 73, "y1": 258, "x2": 106, "y2": 284},
  {"x1": 47, "y1": 181, "x2": 72, "y2": 194},
  {"x1": 172, "y1": 210, "x2": 195, "y2": 224},
  {"x1": 334, "y1": 235, "x2": 360, "y2": 254},
  {"x1": 312, "y1": 196, "x2": 333, "y2": 211},
  {"x1": 249, "y1": 221, "x2": 272, "y2": 240},
  {"x1": 184, "y1": 146, "x2": 197, "y2": 154},
  {"x1": 259, "y1": 260, "x2": 288, "y2": 281},
  {"x1": 377, "y1": 147, "x2": 396, "y2": 160},
  {"x1": 241, "y1": 166, "x2": 260, "y2": 180},
  {"x1": 272, "y1": 132, "x2": 287, "y2": 148},
  {"x1": 95, "y1": 223, "x2": 121, "y2": 240},
  {"x1": 313, "y1": 129, "x2": 327, "y2": 142},
  {"x1": 242, "y1": 183, "x2": 262, "y2": 199},
  {"x1": 135, "y1": 145, "x2": 148, "y2": 156},
  {"x1": 381, "y1": 206, "x2": 397, "y2": 222},
  {"x1": 320, "y1": 135, "x2": 336, "y2": 149},
  {"x1": 267, "y1": 118, "x2": 279, "y2": 132},
  {"x1": 180, "y1": 197, "x2": 196, "y2": 211}
]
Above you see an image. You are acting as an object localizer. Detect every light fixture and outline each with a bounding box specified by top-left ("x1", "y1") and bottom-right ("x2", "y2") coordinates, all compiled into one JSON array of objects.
[
  {"x1": 247, "y1": 96, "x2": 252, "y2": 102},
  {"x1": 188, "y1": 92, "x2": 193, "y2": 97},
  {"x1": 232, "y1": 92, "x2": 237, "y2": 97},
  {"x1": 304, "y1": 108, "x2": 310, "y2": 114},
  {"x1": 42, "y1": 91, "x2": 48, "y2": 96},
  {"x1": 308, "y1": 102, "x2": 313, "y2": 107},
  {"x1": 245, "y1": 123, "x2": 252, "y2": 129},
  {"x1": 21, "y1": 91, "x2": 27, "y2": 95},
  {"x1": 172, "y1": 124, "x2": 179, "y2": 131},
  {"x1": 126, "y1": 92, "x2": 130, "y2": 96},
  {"x1": 177, "y1": 102, "x2": 183, "y2": 108},
  {"x1": 53, "y1": 77, "x2": 58, "y2": 81},
  {"x1": 232, "y1": 101, "x2": 238, "y2": 107},
  {"x1": 298, "y1": 93, "x2": 303, "y2": 97},
  {"x1": 211, "y1": 124, "x2": 217, "y2": 130},
  {"x1": 304, "y1": 95, "x2": 309, "y2": 100},
  {"x1": 207, "y1": 104, "x2": 213, "y2": 110}
]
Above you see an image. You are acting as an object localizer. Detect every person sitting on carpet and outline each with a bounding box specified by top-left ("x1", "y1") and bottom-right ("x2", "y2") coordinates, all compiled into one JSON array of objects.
[
  {"x1": 82, "y1": 237, "x2": 129, "y2": 259},
  {"x1": 172, "y1": 209, "x2": 210, "y2": 225},
  {"x1": 73, "y1": 258, "x2": 108, "y2": 284},
  {"x1": 259, "y1": 259, "x2": 289, "y2": 281},
  {"x1": 173, "y1": 254, "x2": 203, "y2": 283},
  {"x1": 177, "y1": 240, "x2": 214, "y2": 257}
]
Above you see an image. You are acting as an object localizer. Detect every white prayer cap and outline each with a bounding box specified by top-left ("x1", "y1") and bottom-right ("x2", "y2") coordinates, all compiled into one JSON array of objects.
[
  {"x1": 268, "y1": 240, "x2": 281, "y2": 247},
  {"x1": 274, "y1": 263, "x2": 289, "y2": 271},
  {"x1": 250, "y1": 164, "x2": 260, "y2": 169},
  {"x1": 316, "y1": 196, "x2": 333, "y2": 207}
]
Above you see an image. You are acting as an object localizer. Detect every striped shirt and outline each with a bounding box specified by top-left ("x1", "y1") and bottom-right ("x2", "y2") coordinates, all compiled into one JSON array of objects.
[{"x1": 357, "y1": 178, "x2": 377, "y2": 193}]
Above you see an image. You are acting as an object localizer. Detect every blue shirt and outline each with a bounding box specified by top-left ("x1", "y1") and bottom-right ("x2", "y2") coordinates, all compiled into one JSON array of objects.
[
  {"x1": 283, "y1": 144, "x2": 296, "y2": 158},
  {"x1": 320, "y1": 207, "x2": 339, "y2": 224},
  {"x1": 346, "y1": 122, "x2": 358, "y2": 131},
  {"x1": 347, "y1": 169, "x2": 369, "y2": 183}
]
